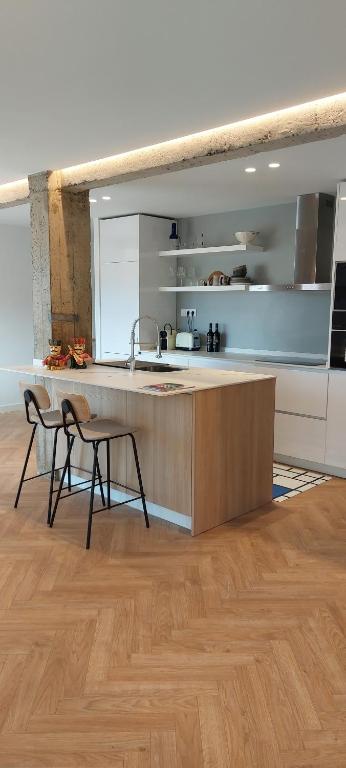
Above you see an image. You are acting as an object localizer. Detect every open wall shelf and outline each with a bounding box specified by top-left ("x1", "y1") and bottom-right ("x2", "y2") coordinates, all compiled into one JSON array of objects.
[
  {"x1": 159, "y1": 285, "x2": 248, "y2": 292},
  {"x1": 159, "y1": 244, "x2": 264, "y2": 257},
  {"x1": 159, "y1": 284, "x2": 331, "y2": 293}
]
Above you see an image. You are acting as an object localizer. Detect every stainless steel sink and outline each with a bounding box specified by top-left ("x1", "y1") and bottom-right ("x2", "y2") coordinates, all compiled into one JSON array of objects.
[{"x1": 95, "y1": 360, "x2": 185, "y2": 373}]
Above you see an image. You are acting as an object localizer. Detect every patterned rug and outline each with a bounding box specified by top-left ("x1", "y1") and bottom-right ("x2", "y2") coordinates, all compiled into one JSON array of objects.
[{"x1": 273, "y1": 462, "x2": 332, "y2": 502}]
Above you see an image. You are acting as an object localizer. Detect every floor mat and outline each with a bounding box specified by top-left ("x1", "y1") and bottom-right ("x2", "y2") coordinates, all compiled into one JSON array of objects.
[{"x1": 273, "y1": 462, "x2": 332, "y2": 502}]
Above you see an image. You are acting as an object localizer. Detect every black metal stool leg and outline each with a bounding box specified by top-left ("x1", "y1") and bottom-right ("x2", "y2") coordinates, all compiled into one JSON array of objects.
[
  {"x1": 86, "y1": 444, "x2": 98, "y2": 549},
  {"x1": 67, "y1": 434, "x2": 72, "y2": 492},
  {"x1": 94, "y1": 442, "x2": 105, "y2": 506},
  {"x1": 106, "y1": 440, "x2": 111, "y2": 508},
  {"x1": 14, "y1": 423, "x2": 37, "y2": 508},
  {"x1": 47, "y1": 427, "x2": 59, "y2": 525},
  {"x1": 130, "y1": 433, "x2": 149, "y2": 528},
  {"x1": 50, "y1": 435, "x2": 75, "y2": 528}
]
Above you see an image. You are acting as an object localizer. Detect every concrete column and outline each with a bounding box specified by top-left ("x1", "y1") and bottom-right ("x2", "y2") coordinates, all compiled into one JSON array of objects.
[
  {"x1": 29, "y1": 170, "x2": 92, "y2": 359},
  {"x1": 29, "y1": 171, "x2": 92, "y2": 472}
]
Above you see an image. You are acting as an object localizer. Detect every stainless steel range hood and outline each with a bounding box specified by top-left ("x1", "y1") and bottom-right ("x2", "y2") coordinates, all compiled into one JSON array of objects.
[
  {"x1": 249, "y1": 193, "x2": 335, "y2": 292},
  {"x1": 293, "y1": 193, "x2": 335, "y2": 287}
]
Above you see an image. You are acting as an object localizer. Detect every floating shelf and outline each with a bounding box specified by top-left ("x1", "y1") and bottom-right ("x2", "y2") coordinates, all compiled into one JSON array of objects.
[
  {"x1": 159, "y1": 285, "x2": 249, "y2": 292},
  {"x1": 159, "y1": 283, "x2": 331, "y2": 293},
  {"x1": 159, "y1": 244, "x2": 264, "y2": 257}
]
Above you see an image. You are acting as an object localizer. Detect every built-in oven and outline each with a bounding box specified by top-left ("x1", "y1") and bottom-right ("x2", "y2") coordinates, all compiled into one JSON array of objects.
[{"x1": 330, "y1": 262, "x2": 346, "y2": 368}]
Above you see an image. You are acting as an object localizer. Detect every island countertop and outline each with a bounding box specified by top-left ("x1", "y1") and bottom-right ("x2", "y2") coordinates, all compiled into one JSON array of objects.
[{"x1": 1, "y1": 363, "x2": 275, "y2": 395}]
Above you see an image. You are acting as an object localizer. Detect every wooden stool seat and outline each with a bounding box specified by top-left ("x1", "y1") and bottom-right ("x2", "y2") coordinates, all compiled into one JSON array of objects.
[
  {"x1": 68, "y1": 418, "x2": 137, "y2": 442},
  {"x1": 30, "y1": 409, "x2": 65, "y2": 427}
]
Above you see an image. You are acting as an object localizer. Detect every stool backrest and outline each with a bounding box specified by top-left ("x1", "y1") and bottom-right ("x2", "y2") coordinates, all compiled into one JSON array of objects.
[
  {"x1": 19, "y1": 382, "x2": 51, "y2": 425},
  {"x1": 57, "y1": 392, "x2": 92, "y2": 440}
]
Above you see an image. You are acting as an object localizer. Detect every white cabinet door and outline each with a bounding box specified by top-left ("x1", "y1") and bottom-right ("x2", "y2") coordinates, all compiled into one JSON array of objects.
[
  {"x1": 100, "y1": 261, "x2": 139, "y2": 357},
  {"x1": 99, "y1": 217, "x2": 139, "y2": 264},
  {"x1": 333, "y1": 183, "x2": 346, "y2": 263},
  {"x1": 275, "y1": 413, "x2": 326, "y2": 463},
  {"x1": 325, "y1": 372, "x2": 346, "y2": 468},
  {"x1": 274, "y1": 369, "x2": 328, "y2": 418}
]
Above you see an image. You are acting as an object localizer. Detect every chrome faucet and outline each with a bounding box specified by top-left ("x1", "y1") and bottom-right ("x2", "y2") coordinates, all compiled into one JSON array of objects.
[{"x1": 128, "y1": 315, "x2": 162, "y2": 373}]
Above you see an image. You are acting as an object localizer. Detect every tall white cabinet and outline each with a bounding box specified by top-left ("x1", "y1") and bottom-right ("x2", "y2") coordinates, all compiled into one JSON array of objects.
[{"x1": 94, "y1": 214, "x2": 176, "y2": 359}]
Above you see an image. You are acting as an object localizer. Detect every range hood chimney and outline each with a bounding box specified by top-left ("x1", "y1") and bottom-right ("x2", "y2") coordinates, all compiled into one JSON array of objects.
[{"x1": 293, "y1": 193, "x2": 335, "y2": 285}]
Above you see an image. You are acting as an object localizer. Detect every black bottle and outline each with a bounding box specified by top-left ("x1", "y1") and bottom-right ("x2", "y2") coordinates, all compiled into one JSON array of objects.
[
  {"x1": 213, "y1": 323, "x2": 220, "y2": 352},
  {"x1": 160, "y1": 329, "x2": 167, "y2": 351},
  {"x1": 207, "y1": 323, "x2": 213, "y2": 352}
]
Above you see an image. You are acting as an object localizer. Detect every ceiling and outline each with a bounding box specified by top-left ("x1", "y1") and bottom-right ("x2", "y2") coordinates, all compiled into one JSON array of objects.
[{"x1": 0, "y1": 0, "x2": 346, "y2": 187}]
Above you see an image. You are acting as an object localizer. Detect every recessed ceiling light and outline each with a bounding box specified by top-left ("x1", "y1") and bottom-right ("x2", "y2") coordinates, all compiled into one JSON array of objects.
[
  {"x1": 245, "y1": 167, "x2": 256, "y2": 173},
  {"x1": 89, "y1": 198, "x2": 97, "y2": 203},
  {"x1": 268, "y1": 162, "x2": 280, "y2": 168},
  {"x1": 102, "y1": 195, "x2": 111, "y2": 200},
  {"x1": 340, "y1": 196, "x2": 346, "y2": 201}
]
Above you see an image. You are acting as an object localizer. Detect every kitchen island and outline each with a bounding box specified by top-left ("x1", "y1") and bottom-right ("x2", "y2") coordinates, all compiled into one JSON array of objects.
[{"x1": 3, "y1": 364, "x2": 275, "y2": 535}]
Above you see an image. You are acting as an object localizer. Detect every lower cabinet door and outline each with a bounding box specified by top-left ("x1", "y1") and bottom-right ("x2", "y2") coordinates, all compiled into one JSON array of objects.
[
  {"x1": 325, "y1": 372, "x2": 346, "y2": 468},
  {"x1": 274, "y1": 412, "x2": 326, "y2": 463}
]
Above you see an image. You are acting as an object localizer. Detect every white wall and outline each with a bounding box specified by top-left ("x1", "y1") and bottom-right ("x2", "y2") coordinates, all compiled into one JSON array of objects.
[{"x1": 0, "y1": 221, "x2": 33, "y2": 409}]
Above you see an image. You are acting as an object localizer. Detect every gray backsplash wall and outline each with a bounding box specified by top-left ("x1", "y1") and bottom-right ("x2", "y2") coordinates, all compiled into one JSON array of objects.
[{"x1": 176, "y1": 203, "x2": 331, "y2": 354}]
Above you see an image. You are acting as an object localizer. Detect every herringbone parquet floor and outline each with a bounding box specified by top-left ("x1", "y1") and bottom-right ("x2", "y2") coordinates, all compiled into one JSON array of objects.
[{"x1": 1, "y1": 412, "x2": 346, "y2": 767}]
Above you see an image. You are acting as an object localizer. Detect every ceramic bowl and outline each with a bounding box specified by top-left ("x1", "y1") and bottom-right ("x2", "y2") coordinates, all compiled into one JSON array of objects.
[{"x1": 234, "y1": 231, "x2": 258, "y2": 244}]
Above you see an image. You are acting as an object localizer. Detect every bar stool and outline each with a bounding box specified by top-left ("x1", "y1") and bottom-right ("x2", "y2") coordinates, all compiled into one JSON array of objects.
[
  {"x1": 49, "y1": 393, "x2": 149, "y2": 549},
  {"x1": 14, "y1": 383, "x2": 104, "y2": 525}
]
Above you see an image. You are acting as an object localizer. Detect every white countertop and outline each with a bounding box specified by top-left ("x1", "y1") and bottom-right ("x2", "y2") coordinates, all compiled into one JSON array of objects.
[
  {"x1": 141, "y1": 348, "x2": 328, "y2": 370},
  {"x1": 1, "y1": 364, "x2": 275, "y2": 396}
]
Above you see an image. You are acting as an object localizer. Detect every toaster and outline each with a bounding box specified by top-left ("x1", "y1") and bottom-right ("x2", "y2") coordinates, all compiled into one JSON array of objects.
[{"x1": 175, "y1": 331, "x2": 201, "y2": 351}]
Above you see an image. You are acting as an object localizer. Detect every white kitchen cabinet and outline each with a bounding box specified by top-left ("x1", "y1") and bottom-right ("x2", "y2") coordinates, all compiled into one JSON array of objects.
[
  {"x1": 272, "y1": 368, "x2": 328, "y2": 418},
  {"x1": 332, "y1": 183, "x2": 346, "y2": 263},
  {"x1": 100, "y1": 261, "x2": 139, "y2": 356},
  {"x1": 95, "y1": 214, "x2": 176, "y2": 359},
  {"x1": 325, "y1": 372, "x2": 346, "y2": 468},
  {"x1": 99, "y1": 216, "x2": 139, "y2": 264},
  {"x1": 275, "y1": 412, "x2": 326, "y2": 464}
]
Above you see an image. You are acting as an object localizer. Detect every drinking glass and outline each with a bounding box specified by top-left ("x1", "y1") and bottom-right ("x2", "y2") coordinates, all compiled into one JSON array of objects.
[
  {"x1": 177, "y1": 266, "x2": 186, "y2": 286},
  {"x1": 187, "y1": 265, "x2": 197, "y2": 285}
]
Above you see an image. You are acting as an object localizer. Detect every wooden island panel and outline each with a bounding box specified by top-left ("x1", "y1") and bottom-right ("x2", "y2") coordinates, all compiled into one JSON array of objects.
[
  {"x1": 126, "y1": 392, "x2": 193, "y2": 517},
  {"x1": 192, "y1": 378, "x2": 275, "y2": 535}
]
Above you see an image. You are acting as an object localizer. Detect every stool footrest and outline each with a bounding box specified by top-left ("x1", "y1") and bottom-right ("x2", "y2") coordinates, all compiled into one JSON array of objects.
[
  {"x1": 59, "y1": 479, "x2": 104, "y2": 501},
  {"x1": 92, "y1": 496, "x2": 143, "y2": 515}
]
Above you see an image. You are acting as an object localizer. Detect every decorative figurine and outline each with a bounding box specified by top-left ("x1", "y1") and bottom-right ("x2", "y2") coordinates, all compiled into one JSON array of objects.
[
  {"x1": 42, "y1": 339, "x2": 68, "y2": 370},
  {"x1": 67, "y1": 337, "x2": 93, "y2": 369}
]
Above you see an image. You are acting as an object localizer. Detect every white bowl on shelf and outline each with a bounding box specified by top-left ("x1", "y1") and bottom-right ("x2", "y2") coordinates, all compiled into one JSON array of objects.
[{"x1": 234, "y1": 231, "x2": 258, "y2": 245}]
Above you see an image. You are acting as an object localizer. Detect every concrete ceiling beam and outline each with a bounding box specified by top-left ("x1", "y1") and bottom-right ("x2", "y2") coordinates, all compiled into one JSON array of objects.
[
  {"x1": 60, "y1": 92, "x2": 346, "y2": 191},
  {"x1": 1, "y1": 92, "x2": 346, "y2": 207}
]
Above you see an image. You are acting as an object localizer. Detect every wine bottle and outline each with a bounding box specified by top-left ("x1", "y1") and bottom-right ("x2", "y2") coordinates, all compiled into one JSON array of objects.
[
  {"x1": 169, "y1": 222, "x2": 179, "y2": 249},
  {"x1": 207, "y1": 323, "x2": 213, "y2": 353},
  {"x1": 213, "y1": 323, "x2": 220, "y2": 352}
]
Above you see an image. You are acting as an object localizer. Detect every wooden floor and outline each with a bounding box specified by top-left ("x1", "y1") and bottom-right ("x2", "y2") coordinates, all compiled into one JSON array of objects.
[{"x1": 1, "y1": 413, "x2": 346, "y2": 767}]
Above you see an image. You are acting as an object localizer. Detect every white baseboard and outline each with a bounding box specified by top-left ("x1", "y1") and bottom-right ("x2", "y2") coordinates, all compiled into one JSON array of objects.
[
  {"x1": 68, "y1": 472, "x2": 192, "y2": 530},
  {"x1": 0, "y1": 402, "x2": 23, "y2": 413},
  {"x1": 274, "y1": 453, "x2": 346, "y2": 479}
]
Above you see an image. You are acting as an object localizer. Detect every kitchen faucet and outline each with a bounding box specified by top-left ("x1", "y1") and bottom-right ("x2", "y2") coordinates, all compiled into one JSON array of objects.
[{"x1": 128, "y1": 315, "x2": 162, "y2": 373}]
